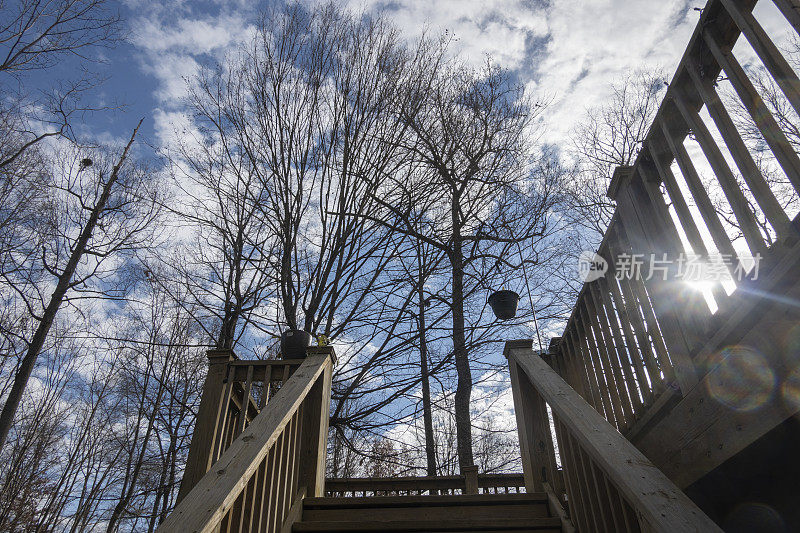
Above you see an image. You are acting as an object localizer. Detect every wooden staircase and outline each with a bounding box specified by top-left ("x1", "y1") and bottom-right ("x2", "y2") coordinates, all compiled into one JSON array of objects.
[{"x1": 292, "y1": 493, "x2": 563, "y2": 532}]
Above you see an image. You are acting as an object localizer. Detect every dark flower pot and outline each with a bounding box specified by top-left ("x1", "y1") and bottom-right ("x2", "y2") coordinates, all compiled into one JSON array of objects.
[
  {"x1": 488, "y1": 290, "x2": 519, "y2": 320},
  {"x1": 280, "y1": 329, "x2": 312, "y2": 358}
]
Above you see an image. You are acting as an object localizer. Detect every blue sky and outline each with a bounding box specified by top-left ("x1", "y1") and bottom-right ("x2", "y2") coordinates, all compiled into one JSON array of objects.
[
  {"x1": 46, "y1": 0, "x2": 709, "y2": 153},
  {"x1": 23, "y1": 0, "x2": 796, "y2": 168}
]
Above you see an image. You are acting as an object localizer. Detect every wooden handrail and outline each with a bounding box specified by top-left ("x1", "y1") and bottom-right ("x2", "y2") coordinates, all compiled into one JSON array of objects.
[
  {"x1": 178, "y1": 352, "x2": 316, "y2": 501},
  {"x1": 324, "y1": 473, "x2": 526, "y2": 497},
  {"x1": 159, "y1": 348, "x2": 334, "y2": 533},
  {"x1": 506, "y1": 341, "x2": 721, "y2": 533},
  {"x1": 554, "y1": 0, "x2": 800, "y2": 462}
]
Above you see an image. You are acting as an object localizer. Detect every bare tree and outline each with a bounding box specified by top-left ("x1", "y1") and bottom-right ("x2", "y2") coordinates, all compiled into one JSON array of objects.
[
  {"x1": 0, "y1": 0, "x2": 122, "y2": 170},
  {"x1": 568, "y1": 68, "x2": 667, "y2": 242},
  {"x1": 367, "y1": 58, "x2": 553, "y2": 470},
  {"x1": 0, "y1": 121, "x2": 161, "y2": 450}
]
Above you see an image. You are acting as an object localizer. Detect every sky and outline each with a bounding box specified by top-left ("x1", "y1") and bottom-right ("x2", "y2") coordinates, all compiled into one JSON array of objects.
[
  {"x1": 74, "y1": 0, "x2": 706, "y2": 153},
  {"x1": 9, "y1": 0, "x2": 800, "y2": 468}
]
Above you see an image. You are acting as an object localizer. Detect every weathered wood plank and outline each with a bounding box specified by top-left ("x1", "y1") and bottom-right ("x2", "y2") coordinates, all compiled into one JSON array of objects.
[
  {"x1": 507, "y1": 343, "x2": 722, "y2": 532},
  {"x1": 671, "y1": 91, "x2": 766, "y2": 255},
  {"x1": 721, "y1": 0, "x2": 800, "y2": 118},
  {"x1": 157, "y1": 352, "x2": 333, "y2": 533},
  {"x1": 683, "y1": 56, "x2": 792, "y2": 239},
  {"x1": 178, "y1": 350, "x2": 237, "y2": 503},
  {"x1": 703, "y1": 28, "x2": 800, "y2": 193}
]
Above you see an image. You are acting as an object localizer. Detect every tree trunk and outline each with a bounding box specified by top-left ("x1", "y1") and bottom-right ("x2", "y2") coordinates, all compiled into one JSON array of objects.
[
  {"x1": 450, "y1": 189, "x2": 474, "y2": 470},
  {"x1": 0, "y1": 122, "x2": 140, "y2": 451},
  {"x1": 416, "y1": 272, "x2": 437, "y2": 477}
]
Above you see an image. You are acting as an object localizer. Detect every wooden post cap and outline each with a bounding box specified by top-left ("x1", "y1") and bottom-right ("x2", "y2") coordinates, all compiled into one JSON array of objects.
[
  {"x1": 607, "y1": 165, "x2": 634, "y2": 200},
  {"x1": 206, "y1": 348, "x2": 237, "y2": 362}
]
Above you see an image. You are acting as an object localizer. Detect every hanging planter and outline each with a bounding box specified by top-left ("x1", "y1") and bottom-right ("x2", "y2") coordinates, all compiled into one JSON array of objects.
[
  {"x1": 488, "y1": 290, "x2": 519, "y2": 320},
  {"x1": 280, "y1": 329, "x2": 312, "y2": 359}
]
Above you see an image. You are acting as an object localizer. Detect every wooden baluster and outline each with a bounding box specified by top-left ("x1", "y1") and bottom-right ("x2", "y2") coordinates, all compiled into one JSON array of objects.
[
  {"x1": 215, "y1": 365, "x2": 237, "y2": 462},
  {"x1": 720, "y1": 0, "x2": 800, "y2": 118},
  {"x1": 260, "y1": 366, "x2": 272, "y2": 410},
  {"x1": 567, "y1": 329, "x2": 606, "y2": 417},
  {"x1": 278, "y1": 413, "x2": 297, "y2": 525},
  {"x1": 604, "y1": 273, "x2": 654, "y2": 405},
  {"x1": 236, "y1": 365, "x2": 254, "y2": 438},
  {"x1": 279, "y1": 418, "x2": 295, "y2": 530},
  {"x1": 562, "y1": 334, "x2": 596, "y2": 409},
  {"x1": 561, "y1": 336, "x2": 592, "y2": 405},
  {"x1": 545, "y1": 417, "x2": 569, "y2": 516},
  {"x1": 231, "y1": 470, "x2": 248, "y2": 533},
  {"x1": 773, "y1": 0, "x2": 800, "y2": 35},
  {"x1": 684, "y1": 57, "x2": 792, "y2": 238},
  {"x1": 574, "y1": 312, "x2": 615, "y2": 426},
  {"x1": 581, "y1": 446, "x2": 616, "y2": 532},
  {"x1": 655, "y1": 129, "x2": 743, "y2": 281},
  {"x1": 584, "y1": 294, "x2": 633, "y2": 428},
  {"x1": 556, "y1": 336, "x2": 587, "y2": 402},
  {"x1": 241, "y1": 454, "x2": 261, "y2": 532},
  {"x1": 268, "y1": 431, "x2": 286, "y2": 533},
  {"x1": 219, "y1": 509, "x2": 231, "y2": 533},
  {"x1": 592, "y1": 460, "x2": 622, "y2": 532},
  {"x1": 287, "y1": 408, "x2": 302, "y2": 508},
  {"x1": 607, "y1": 234, "x2": 668, "y2": 395},
  {"x1": 603, "y1": 476, "x2": 635, "y2": 533},
  {"x1": 554, "y1": 419, "x2": 592, "y2": 533},
  {"x1": 617, "y1": 490, "x2": 641, "y2": 533},
  {"x1": 612, "y1": 224, "x2": 678, "y2": 387},
  {"x1": 703, "y1": 29, "x2": 800, "y2": 193},
  {"x1": 612, "y1": 166, "x2": 703, "y2": 392},
  {"x1": 564, "y1": 427, "x2": 604, "y2": 531},
  {"x1": 671, "y1": 91, "x2": 766, "y2": 254},
  {"x1": 593, "y1": 278, "x2": 644, "y2": 414},
  {"x1": 178, "y1": 350, "x2": 236, "y2": 502},
  {"x1": 575, "y1": 310, "x2": 620, "y2": 428},
  {"x1": 253, "y1": 448, "x2": 271, "y2": 533},
  {"x1": 542, "y1": 354, "x2": 569, "y2": 499},
  {"x1": 634, "y1": 160, "x2": 718, "y2": 333}
]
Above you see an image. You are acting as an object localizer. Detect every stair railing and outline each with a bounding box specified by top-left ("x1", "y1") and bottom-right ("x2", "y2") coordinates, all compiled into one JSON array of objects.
[
  {"x1": 324, "y1": 473, "x2": 526, "y2": 497},
  {"x1": 158, "y1": 347, "x2": 335, "y2": 533},
  {"x1": 557, "y1": 0, "x2": 800, "y2": 440},
  {"x1": 178, "y1": 351, "x2": 312, "y2": 501},
  {"x1": 507, "y1": 340, "x2": 721, "y2": 533}
]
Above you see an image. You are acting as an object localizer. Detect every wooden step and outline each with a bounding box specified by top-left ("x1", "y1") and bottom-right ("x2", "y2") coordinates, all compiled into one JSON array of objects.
[
  {"x1": 293, "y1": 517, "x2": 563, "y2": 532},
  {"x1": 294, "y1": 493, "x2": 561, "y2": 532},
  {"x1": 302, "y1": 493, "x2": 550, "y2": 522}
]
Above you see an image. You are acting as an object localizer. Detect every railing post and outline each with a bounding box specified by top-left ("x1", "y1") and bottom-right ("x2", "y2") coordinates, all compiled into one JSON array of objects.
[
  {"x1": 296, "y1": 346, "x2": 335, "y2": 497},
  {"x1": 506, "y1": 341, "x2": 722, "y2": 533},
  {"x1": 506, "y1": 340, "x2": 548, "y2": 493},
  {"x1": 463, "y1": 465, "x2": 479, "y2": 494},
  {"x1": 177, "y1": 348, "x2": 236, "y2": 503},
  {"x1": 609, "y1": 165, "x2": 700, "y2": 393}
]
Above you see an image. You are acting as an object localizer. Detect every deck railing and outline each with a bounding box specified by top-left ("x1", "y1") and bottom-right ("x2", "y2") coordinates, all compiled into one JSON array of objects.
[
  {"x1": 324, "y1": 473, "x2": 526, "y2": 497},
  {"x1": 159, "y1": 347, "x2": 334, "y2": 533},
  {"x1": 558, "y1": 0, "x2": 800, "y2": 438},
  {"x1": 178, "y1": 350, "x2": 310, "y2": 500},
  {"x1": 507, "y1": 341, "x2": 721, "y2": 533}
]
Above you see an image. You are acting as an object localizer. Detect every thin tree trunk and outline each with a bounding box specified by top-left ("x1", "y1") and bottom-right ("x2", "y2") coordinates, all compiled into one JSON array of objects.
[
  {"x1": 450, "y1": 189, "x2": 474, "y2": 470},
  {"x1": 416, "y1": 272, "x2": 437, "y2": 478},
  {"x1": 0, "y1": 121, "x2": 141, "y2": 451}
]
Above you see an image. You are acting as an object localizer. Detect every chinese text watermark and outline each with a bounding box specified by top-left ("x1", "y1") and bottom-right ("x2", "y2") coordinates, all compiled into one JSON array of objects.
[{"x1": 577, "y1": 252, "x2": 761, "y2": 283}]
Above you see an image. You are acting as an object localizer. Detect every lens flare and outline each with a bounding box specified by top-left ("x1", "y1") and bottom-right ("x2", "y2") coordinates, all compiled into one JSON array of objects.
[
  {"x1": 781, "y1": 365, "x2": 800, "y2": 412},
  {"x1": 723, "y1": 502, "x2": 785, "y2": 533},
  {"x1": 705, "y1": 346, "x2": 775, "y2": 412}
]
